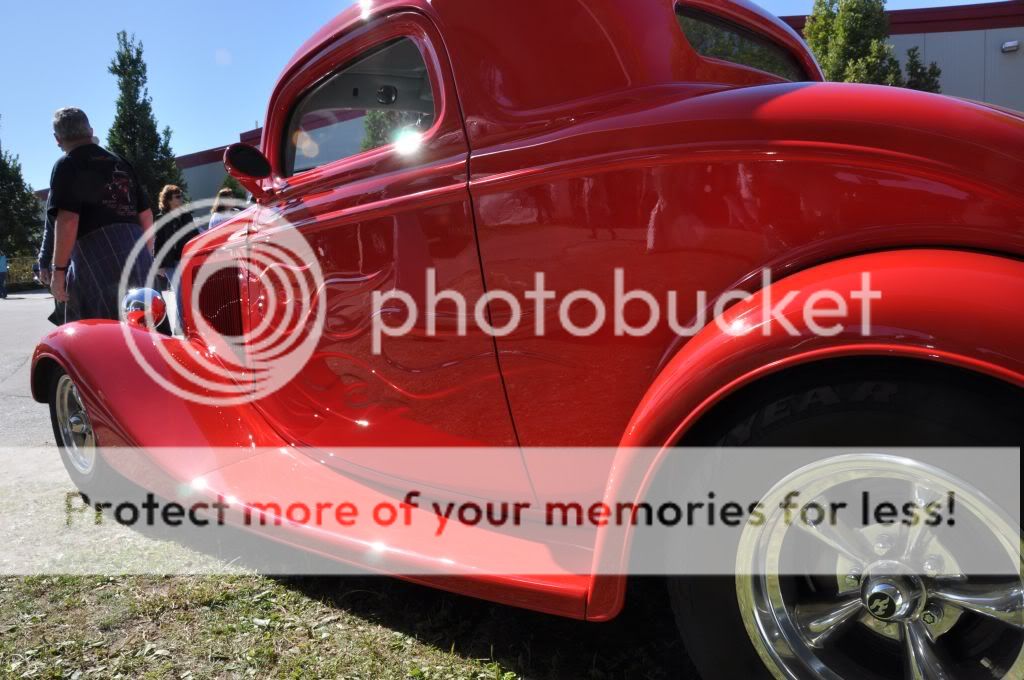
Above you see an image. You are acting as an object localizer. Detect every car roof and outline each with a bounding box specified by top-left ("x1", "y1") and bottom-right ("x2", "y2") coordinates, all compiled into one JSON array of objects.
[{"x1": 278, "y1": 0, "x2": 818, "y2": 89}]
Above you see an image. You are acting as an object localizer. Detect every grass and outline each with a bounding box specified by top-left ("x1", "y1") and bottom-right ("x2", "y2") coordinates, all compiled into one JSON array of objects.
[{"x1": 0, "y1": 574, "x2": 692, "y2": 679}]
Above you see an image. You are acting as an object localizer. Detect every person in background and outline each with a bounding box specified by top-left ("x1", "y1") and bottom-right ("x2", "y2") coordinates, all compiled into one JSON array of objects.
[
  {"x1": 0, "y1": 250, "x2": 9, "y2": 299},
  {"x1": 155, "y1": 184, "x2": 199, "y2": 331},
  {"x1": 207, "y1": 188, "x2": 237, "y2": 232},
  {"x1": 37, "y1": 136, "x2": 99, "y2": 289},
  {"x1": 47, "y1": 107, "x2": 154, "y2": 321}
]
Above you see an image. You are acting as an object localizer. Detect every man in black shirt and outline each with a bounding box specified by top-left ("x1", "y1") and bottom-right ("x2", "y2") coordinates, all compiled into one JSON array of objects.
[
  {"x1": 48, "y1": 108, "x2": 155, "y2": 321},
  {"x1": 37, "y1": 136, "x2": 99, "y2": 286}
]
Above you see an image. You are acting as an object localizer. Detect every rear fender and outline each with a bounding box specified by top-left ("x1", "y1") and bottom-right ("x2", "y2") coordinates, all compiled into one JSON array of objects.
[{"x1": 585, "y1": 249, "x2": 1024, "y2": 620}]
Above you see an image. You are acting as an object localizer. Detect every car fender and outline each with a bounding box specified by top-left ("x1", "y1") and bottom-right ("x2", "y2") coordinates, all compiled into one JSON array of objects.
[
  {"x1": 31, "y1": 320, "x2": 284, "y2": 485},
  {"x1": 585, "y1": 248, "x2": 1024, "y2": 620}
]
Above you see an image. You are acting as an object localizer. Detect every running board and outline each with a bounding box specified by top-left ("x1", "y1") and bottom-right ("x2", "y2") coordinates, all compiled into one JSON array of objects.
[{"x1": 191, "y1": 448, "x2": 595, "y2": 619}]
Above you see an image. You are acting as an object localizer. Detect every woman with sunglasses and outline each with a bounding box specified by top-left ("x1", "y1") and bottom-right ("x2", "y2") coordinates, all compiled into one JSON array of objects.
[{"x1": 154, "y1": 185, "x2": 199, "y2": 332}]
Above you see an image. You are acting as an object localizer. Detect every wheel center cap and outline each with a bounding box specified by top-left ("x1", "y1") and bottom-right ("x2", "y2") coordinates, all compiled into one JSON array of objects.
[
  {"x1": 69, "y1": 414, "x2": 87, "y2": 435},
  {"x1": 861, "y1": 561, "x2": 925, "y2": 623},
  {"x1": 864, "y1": 582, "x2": 905, "y2": 621}
]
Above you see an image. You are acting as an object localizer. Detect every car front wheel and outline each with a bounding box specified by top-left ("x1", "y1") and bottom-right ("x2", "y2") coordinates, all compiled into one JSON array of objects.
[{"x1": 48, "y1": 367, "x2": 114, "y2": 502}]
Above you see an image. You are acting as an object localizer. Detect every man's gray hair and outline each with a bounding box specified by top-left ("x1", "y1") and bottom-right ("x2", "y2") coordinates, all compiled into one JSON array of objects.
[{"x1": 52, "y1": 108, "x2": 93, "y2": 142}]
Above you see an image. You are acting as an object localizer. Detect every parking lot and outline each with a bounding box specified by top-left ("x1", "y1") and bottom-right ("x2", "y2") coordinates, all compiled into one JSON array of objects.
[{"x1": 0, "y1": 290, "x2": 59, "y2": 449}]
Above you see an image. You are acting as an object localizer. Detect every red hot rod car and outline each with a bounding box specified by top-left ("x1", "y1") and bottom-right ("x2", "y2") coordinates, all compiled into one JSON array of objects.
[{"x1": 32, "y1": 0, "x2": 1024, "y2": 678}]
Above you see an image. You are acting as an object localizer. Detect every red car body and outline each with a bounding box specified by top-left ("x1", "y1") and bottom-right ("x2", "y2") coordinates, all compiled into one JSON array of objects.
[{"x1": 31, "y1": 0, "x2": 1024, "y2": 624}]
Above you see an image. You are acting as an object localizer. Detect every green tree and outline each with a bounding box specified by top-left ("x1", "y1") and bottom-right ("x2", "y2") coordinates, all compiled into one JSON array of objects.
[
  {"x1": 220, "y1": 173, "x2": 247, "y2": 200},
  {"x1": 844, "y1": 39, "x2": 905, "y2": 87},
  {"x1": 805, "y1": 0, "x2": 941, "y2": 93},
  {"x1": 106, "y1": 31, "x2": 186, "y2": 214},
  {"x1": 904, "y1": 46, "x2": 942, "y2": 92},
  {"x1": 0, "y1": 140, "x2": 43, "y2": 256},
  {"x1": 360, "y1": 110, "x2": 420, "y2": 152}
]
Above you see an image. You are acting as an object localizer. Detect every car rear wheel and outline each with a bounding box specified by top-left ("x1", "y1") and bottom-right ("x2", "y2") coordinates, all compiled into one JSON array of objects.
[{"x1": 668, "y1": 360, "x2": 1024, "y2": 680}]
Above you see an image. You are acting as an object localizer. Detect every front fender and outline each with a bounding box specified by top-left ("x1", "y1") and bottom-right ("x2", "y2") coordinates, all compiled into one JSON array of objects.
[
  {"x1": 31, "y1": 321, "x2": 284, "y2": 482},
  {"x1": 586, "y1": 248, "x2": 1024, "y2": 620}
]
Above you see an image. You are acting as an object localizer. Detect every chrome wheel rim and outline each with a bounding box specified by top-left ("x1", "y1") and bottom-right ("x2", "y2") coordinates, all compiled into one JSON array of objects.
[
  {"x1": 55, "y1": 374, "x2": 96, "y2": 475},
  {"x1": 736, "y1": 454, "x2": 1024, "y2": 680}
]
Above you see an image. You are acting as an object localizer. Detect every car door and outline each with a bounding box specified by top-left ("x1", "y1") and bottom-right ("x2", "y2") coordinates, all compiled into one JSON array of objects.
[{"x1": 247, "y1": 12, "x2": 533, "y2": 500}]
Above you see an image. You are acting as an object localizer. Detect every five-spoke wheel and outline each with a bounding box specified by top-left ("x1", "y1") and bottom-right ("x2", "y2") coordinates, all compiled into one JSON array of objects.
[
  {"x1": 53, "y1": 373, "x2": 96, "y2": 475},
  {"x1": 736, "y1": 455, "x2": 1023, "y2": 680}
]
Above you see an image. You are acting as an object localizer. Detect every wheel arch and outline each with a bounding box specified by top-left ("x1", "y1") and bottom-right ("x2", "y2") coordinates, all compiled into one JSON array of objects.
[
  {"x1": 30, "y1": 353, "x2": 63, "y2": 404},
  {"x1": 677, "y1": 355, "x2": 1024, "y2": 445},
  {"x1": 584, "y1": 248, "x2": 1024, "y2": 621}
]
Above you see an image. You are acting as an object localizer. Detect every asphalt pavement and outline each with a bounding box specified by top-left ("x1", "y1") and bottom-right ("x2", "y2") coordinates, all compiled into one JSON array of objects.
[
  {"x1": 0, "y1": 288, "x2": 246, "y2": 575},
  {"x1": 0, "y1": 288, "x2": 58, "y2": 447}
]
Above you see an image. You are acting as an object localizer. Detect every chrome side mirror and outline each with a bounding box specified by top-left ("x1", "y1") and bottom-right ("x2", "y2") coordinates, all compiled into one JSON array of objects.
[{"x1": 121, "y1": 288, "x2": 167, "y2": 330}]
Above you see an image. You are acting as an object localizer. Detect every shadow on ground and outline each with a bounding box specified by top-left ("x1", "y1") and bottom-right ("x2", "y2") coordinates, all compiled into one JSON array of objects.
[{"x1": 281, "y1": 574, "x2": 695, "y2": 680}]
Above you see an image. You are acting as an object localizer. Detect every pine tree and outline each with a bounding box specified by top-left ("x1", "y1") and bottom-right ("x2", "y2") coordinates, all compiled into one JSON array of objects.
[
  {"x1": 904, "y1": 46, "x2": 942, "y2": 93},
  {"x1": 805, "y1": 0, "x2": 941, "y2": 92},
  {"x1": 844, "y1": 39, "x2": 905, "y2": 87},
  {"x1": 106, "y1": 31, "x2": 186, "y2": 214},
  {"x1": 221, "y1": 173, "x2": 247, "y2": 200},
  {"x1": 0, "y1": 126, "x2": 43, "y2": 256}
]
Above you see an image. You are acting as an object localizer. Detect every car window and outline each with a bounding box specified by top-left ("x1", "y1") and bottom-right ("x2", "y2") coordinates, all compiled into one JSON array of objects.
[
  {"x1": 283, "y1": 37, "x2": 436, "y2": 176},
  {"x1": 675, "y1": 6, "x2": 808, "y2": 83}
]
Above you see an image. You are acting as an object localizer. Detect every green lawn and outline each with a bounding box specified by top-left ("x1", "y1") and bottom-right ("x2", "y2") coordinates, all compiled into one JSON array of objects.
[{"x1": 0, "y1": 575, "x2": 692, "y2": 679}]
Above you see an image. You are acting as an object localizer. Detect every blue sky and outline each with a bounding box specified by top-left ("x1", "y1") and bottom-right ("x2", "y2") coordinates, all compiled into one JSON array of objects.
[{"x1": 0, "y1": 0, "x2": 994, "y2": 189}]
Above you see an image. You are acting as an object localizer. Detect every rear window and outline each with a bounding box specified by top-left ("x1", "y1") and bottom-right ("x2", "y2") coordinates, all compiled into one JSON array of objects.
[{"x1": 676, "y1": 6, "x2": 808, "y2": 82}]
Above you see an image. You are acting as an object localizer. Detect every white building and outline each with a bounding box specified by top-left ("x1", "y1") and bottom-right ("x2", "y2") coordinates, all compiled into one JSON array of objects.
[{"x1": 176, "y1": 127, "x2": 262, "y2": 202}]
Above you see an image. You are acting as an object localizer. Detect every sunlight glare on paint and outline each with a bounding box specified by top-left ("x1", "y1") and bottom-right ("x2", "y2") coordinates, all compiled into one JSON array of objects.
[
  {"x1": 394, "y1": 130, "x2": 423, "y2": 155},
  {"x1": 729, "y1": 318, "x2": 749, "y2": 334}
]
